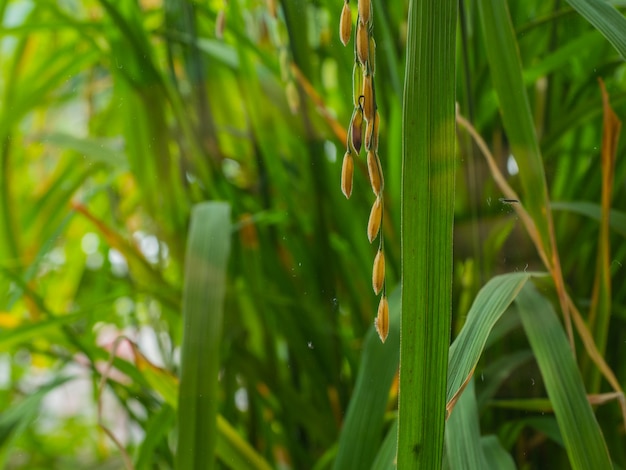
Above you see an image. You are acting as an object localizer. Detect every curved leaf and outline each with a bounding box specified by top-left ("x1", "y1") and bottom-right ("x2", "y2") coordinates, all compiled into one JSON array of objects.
[{"x1": 516, "y1": 282, "x2": 612, "y2": 469}]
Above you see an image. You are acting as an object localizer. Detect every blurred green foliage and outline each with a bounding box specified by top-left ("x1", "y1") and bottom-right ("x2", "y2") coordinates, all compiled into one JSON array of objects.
[{"x1": 0, "y1": 0, "x2": 625, "y2": 468}]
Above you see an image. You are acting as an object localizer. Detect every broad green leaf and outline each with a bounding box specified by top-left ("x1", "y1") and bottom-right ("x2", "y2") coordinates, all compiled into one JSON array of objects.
[
  {"x1": 447, "y1": 273, "x2": 531, "y2": 406},
  {"x1": 516, "y1": 282, "x2": 612, "y2": 469},
  {"x1": 398, "y1": 0, "x2": 457, "y2": 468},
  {"x1": 445, "y1": 379, "x2": 489, "y2": 470},
  {"x1": 332, "y1": 289, "x2": 400, "y2": 470},
  {"x1": 565, "y1": 0, "x2": 626, "y2": 60},
  {"x1": 177, "y1": 202, "x2": 231, "y2": 470}
]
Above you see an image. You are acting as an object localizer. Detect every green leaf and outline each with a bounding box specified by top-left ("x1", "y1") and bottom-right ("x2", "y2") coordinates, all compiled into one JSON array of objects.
[
  {"x1": 0, "y1": 313, "x2": 83, "y2": 351},
  {"x1": 552, "y1": 201, "x2": 626, "y2": 237},
  {"x1": 371, "y1": 418, "x2": 398, "y2": 470},
  {"x1": 135, "y1": 405, "x2": 176, "y2": 470},
  {"x1": 332, "y1": 289, "x2": 400, "y2": 470},
  {"x1": 447, "y1": 273, "x2": 531, "y2": 405},
  {"x1": 398, "y1": 0, "x2": 458, "y2": 468},
  {"x1": 480, "y1": 435, "x2": 516, "y2": 470},
  {"x1": 177, "y1": 202, "x2": 232, "y2": 470},
  {"x1": 565, "y1": 0, "x2": 626, "y2": 60},
  {"x1": 477, "y1": 0, "x2": 553, "y2": 260},
  {"x1": 445, "y1": 379, "x2": 489, "y2": 470},
  {"x1": 38, "y1": 132, "x2": 128, "y2": 169},
  {"x1": 516, "y1": 282, "x2": 613, "y2": 469},
  {"x1": 0, "y1": 376, "x2": 72, "y2": 467}
]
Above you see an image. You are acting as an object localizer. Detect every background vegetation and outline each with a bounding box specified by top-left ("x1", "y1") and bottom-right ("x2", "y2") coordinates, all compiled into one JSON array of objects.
[{"x1": 0, "y1": 0, "x2": 625, "y2": 468}]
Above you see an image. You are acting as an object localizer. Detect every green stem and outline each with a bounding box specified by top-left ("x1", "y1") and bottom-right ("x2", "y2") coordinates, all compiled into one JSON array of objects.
[{"x1": 397, "y1": 0, "x2": 457, "y2": 467}]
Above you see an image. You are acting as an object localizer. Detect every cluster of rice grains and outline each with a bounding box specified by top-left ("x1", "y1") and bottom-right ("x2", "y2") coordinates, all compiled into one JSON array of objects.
[{"x1": 339, "y1": 0, "x2": 388, "y2": 343}]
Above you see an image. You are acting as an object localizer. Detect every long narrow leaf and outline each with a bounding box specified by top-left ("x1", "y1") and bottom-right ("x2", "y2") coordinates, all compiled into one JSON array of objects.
[
  {"x1": 177, "y1": 202, "x2": 231, "y2": 470},
  {"x1": 447, "y1": 273, "x2": 531, "y2": 407},
  {"x1": 445, "y1": 379, "x2": 488, "y2": 470},
  {"x1": 397, "y1": 0, "x2": 457, "y2": 467},
  {"x1": 516, "y1": 282, "x2": 612, "y2": 469},
  {"x1": 332, "y1": 289, "x2": 400, "y2": 470},
  {"x1": 565, "y1": 0, "x2": 626, "y2": 60}
]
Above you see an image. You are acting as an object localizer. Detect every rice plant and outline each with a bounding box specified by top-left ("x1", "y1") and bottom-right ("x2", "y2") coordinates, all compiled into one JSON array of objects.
[{"x1": 0, "y1": 0, "x2": 625, "y2": 468}]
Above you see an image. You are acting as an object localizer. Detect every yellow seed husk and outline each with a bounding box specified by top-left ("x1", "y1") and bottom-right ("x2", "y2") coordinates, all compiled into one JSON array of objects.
[
  {"x1": 350, "y1": 108, "x2": 363, "y2": 154},
  {"x1": 372, "y1": 249, "x2": 385, "y2": 295},
  {"x1": 357, "y1": 21, "x2": 369, "y2": 65},
  {"x1": 367, "y1": 149, "x2": 384, "y2": 196},
  {"x1": 364, "y1": 110, "x2": 379, "y2": 151},
  {"x1": 364, "y1": 118, "x2": 373, "y2": 151},
  {"x1": 365, "y1": 111, "x2": 380, "y2": 151},
  {"x1": 369, "y1": 36, "x2": 376, "y2": 75},
  {"x1": 352, "y1": 62, "x2": 364, "y2": 108},
  {"x1": 358, "y1": 0, "x2": 371, "y2": 25},
  {"x1": 362, "y1": 73, "x2": 375, "y2": 122},
  {"x1": 341, "y1": 152, "x2": 354, "y2": 199},
  {"x1": 339, "y1": 2, "x2": 352, "y2": 47},
  {"x1": 375, "y1": 296, "x2": 389, "y2": 343},
  {"x1": 367, "y1": 196, "x2": 382, "y2": 243}
]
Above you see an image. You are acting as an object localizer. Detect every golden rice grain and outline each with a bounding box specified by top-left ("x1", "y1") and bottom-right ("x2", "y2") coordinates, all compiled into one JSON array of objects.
[
  {"x1": 367, "y1": 196, "x2": 382, "y2": 243},
  {"x1": 367, "y1": 149, "x2": 384, "y2": 196},
  {"x1": 341, "y1": 151, "x2": 354, "y2": 199},
  {"x1": 356, "y1": 21, "x2": 369, "y2": 65},
  {"x1": 339, "y1": 2, "x2": 352, "y2": 47},
  {"x1": 375, "y1": 296, "x2": 389, "y2": 343},
  {"x1": 350, "y1": 108, "x2": 364, "y2": 154},
  {"x1": 362, "y1": 73, "x2": 375, "y2": 122},
  {"x1": 372, "y1": 249, "x2": 385, "y2": 295},
  {"x1": 358, "y1": 0, "x2": 371, "y2": 25},
  {"x1": 364, "y1": 109, "x2": 379, "y2": 151}
]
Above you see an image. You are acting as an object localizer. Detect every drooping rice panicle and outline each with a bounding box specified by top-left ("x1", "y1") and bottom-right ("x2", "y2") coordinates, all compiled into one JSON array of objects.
[{"x1": 339, "y1": 0, "x2": 387, "y2": 342}]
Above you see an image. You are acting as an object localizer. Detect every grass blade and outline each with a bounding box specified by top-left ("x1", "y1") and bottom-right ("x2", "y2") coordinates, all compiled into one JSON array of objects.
[
  {"x1": 476, "y1": 0, "x2": 552, "y2": 258},
  {"x1": 565, "y1": 0, "x2": 626, "y2": 59},
  {"x1": 177, "y1": 202, "x2": 231, "y2": 470},
  {"x1": 332, "y1": 289, "x2": 400, "y2": 470},
  {"x1": 447, "y1": 273, "x2": 531, "y2": 407},
  {"x1": 398, "y1": 1, "x2": 457, "y2": 467},
  {"x1": 516, "y1": 282, "x2": 613, "y2": 469},
  {"x1": 480, "y1": 435, "x2": 516, "y2": 470},
  {"x1": 445, "y1": 379, "x2": 488, "y2": 470}
]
